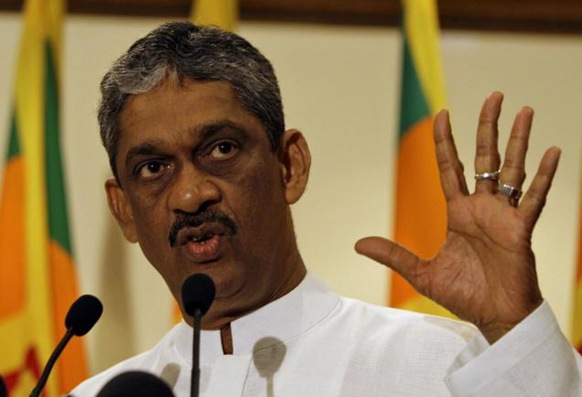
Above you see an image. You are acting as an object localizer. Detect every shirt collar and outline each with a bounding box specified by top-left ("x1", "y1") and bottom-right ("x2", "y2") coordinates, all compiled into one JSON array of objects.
[{"x1": 173, "y1": 273, "x2": 340, "y2": 363}]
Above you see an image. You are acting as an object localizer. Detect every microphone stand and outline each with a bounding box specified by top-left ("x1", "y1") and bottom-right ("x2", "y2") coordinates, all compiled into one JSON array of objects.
[
  {"x1": 30, "y1": 328, "x2": 74, "y2": 397},
  {"x1": 191, "y1": 307, "x2": 202, "y2": 397},
  {"x1": 182, "y1": 273, "x2": 215, "y2": 397}
]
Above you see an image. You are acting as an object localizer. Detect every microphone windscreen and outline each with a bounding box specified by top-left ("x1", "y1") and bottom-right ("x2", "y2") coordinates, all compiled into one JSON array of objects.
[
  {"x1": 181, "y1": 273, "x2": 216, "y2": 317},
  {"x1": 96, "y1": 371, "x2": 174, "y2": 397},
  {"x1": 65, "y1": 294, "x2": 103, "y2": 336}
]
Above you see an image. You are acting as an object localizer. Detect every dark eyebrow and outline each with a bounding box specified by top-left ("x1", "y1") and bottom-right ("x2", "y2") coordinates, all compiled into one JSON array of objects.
[
  {"x1": 190, "y1": 119, "x2": 249, "y2": 140},
  {"x1": 124, "y1": 142, "x2": 164, "y2": 170}
]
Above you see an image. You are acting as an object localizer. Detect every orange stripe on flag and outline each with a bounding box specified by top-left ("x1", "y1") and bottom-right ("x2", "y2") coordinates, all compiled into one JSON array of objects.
[
  {"x1": 49, "y1": 241, "x2": 87, "y2": 391},
  {"x1": 392, "y1": 117, "x2": 447, "y2": 308},
  {"x1": 0, "y1": 157, "x2": 26, "y2": 317},
  {"x1": 572, "y1": 181, "x2": 582, "y2": 353}
]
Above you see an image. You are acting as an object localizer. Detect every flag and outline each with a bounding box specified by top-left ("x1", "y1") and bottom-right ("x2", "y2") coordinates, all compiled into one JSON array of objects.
[
  {"x1": 391, "y1": 0, "x2": 452, "y2": 317},
  {"x1": 573, "y1": 176, "x2": 582, "y2": 354},
  {"x1": 0, "y1": 0, "x2": 88, "y2": 396},
  {"x1": 190, "y1": 0, "x2": 238, "y2": 31}
]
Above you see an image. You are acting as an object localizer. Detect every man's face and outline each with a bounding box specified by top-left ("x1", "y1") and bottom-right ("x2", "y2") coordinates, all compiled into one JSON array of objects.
[{"x1": 106, "y1": 78, "x2": 310, "y2": 328}]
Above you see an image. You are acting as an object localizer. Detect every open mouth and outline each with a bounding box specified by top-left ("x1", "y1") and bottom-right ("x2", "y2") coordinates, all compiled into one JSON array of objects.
[
  {"x1": 188, "y1": 232, "x2": 217, "y2": 244},
  {"x1": 175, "y1": 223, "x2": 227, "y2": 247},
  {"x1": 168, "y1": 211, "x2": 237, "y2": 247},
  {"x1": 183, "y1": 232, "x2": 223, "y2": 262}
]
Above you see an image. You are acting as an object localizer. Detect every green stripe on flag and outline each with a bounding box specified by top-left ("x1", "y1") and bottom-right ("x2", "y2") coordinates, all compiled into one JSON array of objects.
[
  {"x1": 398, "y1": 34, "x2": 430, "y2": 139},
  {"x1": 6, "y1": 114, "x2": 21, "y2": 160},
  {"x1": 44, "y1": 40, "x2": 72, "y2": 254}
]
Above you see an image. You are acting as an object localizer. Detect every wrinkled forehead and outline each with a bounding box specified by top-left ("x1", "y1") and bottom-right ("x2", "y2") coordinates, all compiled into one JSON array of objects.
[{"x1": 116, "y1": 78, "x2": 270, "y2": 155}]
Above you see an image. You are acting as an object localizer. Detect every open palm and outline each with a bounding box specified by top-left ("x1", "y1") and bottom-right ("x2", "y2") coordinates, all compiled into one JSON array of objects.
[{"x1": 356, "y1": 92, "x2": 560, "y2": 343}]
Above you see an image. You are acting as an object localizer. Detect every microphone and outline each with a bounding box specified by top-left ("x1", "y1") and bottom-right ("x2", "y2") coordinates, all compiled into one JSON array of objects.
[
  {"x1": 65, "y1": 294, "x2": 103, "y2": 336},
  {"x1": 30, "y1": 294, "x2": 103, "y2": 397},
  {"x1": 95, "y1": 371, "x2": 175, "y2": 397},
  {"x1": 181, "y1": 274, "x2": 216, "y2": 317},
  {"x1": 181, "y1": 274, "x2": 215, "y2": 397}
]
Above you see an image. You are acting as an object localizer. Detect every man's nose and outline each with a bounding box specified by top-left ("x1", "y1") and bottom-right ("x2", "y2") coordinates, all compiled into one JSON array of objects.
[{"x1": 168, "y1": 164, "x2": 221, "y2": 214}]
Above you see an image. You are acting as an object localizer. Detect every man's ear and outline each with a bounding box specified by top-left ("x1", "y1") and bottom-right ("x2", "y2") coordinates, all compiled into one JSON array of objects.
[
  {"x1": 280, "y1": 129, "x2": 311, "y2": 204},
  {"x1": 105, "y1": 178, "x2": 138, "y2": 243}
]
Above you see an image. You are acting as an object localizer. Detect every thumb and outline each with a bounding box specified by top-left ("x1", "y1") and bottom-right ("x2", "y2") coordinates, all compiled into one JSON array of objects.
[{"x1": 355, "y1": 236, "x2": 421, "y2": 279}]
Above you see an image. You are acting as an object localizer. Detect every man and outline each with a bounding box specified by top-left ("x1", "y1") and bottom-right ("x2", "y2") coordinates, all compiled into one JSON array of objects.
[{"x1": 71, "y1": 21, "x2": 582, "y2": 396}]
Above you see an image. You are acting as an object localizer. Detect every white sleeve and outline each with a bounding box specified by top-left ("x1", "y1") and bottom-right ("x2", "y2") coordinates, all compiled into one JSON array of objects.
[{"x1": 445, "y1": 301, "x2": 582, "y2": 396}]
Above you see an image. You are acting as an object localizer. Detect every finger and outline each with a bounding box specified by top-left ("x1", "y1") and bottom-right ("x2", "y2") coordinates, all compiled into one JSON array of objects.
[
  {"x1": 355, "y1": 236, "x2": 424, "y2": 283},
  {"x1": 520, "y1": 147, "x2": 561, "y2": 228},
  {"x1": 474, "y1": 92, "x2": 503, "y2": 193},
  {"x1": 434, "y1": 110, "x2": 469, "y2": 200},
  {"x1": 497, "y1": 106, "x2": 533, "y2": 205}
]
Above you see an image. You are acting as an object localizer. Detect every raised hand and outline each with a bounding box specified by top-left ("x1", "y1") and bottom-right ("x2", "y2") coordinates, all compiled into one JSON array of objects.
[{"x1": 355, "y1": 92, "x2": 561, "y2": 343}]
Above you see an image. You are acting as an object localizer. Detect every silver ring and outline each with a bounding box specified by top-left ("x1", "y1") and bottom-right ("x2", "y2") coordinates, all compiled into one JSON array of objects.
[
  {"x1": 497, "y1": 183, "x2": 523, "y2": 207},
  {"x1": 474, "y1": 170, "x2": 500, "y2": 181}
]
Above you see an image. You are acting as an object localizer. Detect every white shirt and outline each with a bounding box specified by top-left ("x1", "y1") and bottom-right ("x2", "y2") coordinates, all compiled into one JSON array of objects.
[{"x1": 70, "y1": 274, "x2": 582, "y2": 396}]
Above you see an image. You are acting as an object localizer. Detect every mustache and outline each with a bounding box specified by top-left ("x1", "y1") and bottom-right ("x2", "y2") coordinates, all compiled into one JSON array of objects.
[{"x1": 168, "y1": 210, "x2": 238, "y2": 247}]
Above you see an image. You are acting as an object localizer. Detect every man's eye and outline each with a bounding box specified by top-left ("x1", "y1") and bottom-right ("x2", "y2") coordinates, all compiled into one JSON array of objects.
[
  {"x1": 137, "y1": 161, "x2": 166, "y2": 178},
  {"x1": 209, "y1": 142, "x2": 238, "y2": 159}
]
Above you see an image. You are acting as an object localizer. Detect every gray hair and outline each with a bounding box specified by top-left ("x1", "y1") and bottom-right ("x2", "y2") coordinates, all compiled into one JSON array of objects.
[{"x1": 99, "y1": 21, "x2": 285, "y2": 178}]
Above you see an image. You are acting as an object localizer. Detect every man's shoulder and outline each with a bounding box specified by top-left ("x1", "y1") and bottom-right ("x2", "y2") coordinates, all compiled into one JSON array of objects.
[
  {"x1": 335, "y1": 295, "x2": 479, "y2": 346},
  {"x1": 303, "y1": 273, "x2": 478, "y2": 347},
  {"x1": 68, "y1": 351, "x2": 152, "y2": 396}
]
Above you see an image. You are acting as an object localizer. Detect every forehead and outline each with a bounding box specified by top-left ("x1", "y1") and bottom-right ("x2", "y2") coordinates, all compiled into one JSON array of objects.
[
  {"x1": 117, "y1": 78, "x2": 267, "y2": 149},
  {"x1": 121, "y1": 79, "x2": 242, "y2": 130}
]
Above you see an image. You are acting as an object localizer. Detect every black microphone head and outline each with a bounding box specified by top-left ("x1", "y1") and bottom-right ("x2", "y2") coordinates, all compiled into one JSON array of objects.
[
  {"x1": 65, "y1": 294, "x2": 103, "y2": 336},
  {"x1": 96, "y1": 371, "x2": 174, "y2": 397},
  {"x1": 181, "y1": 273, "x2": 216, "y2": 317}
]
